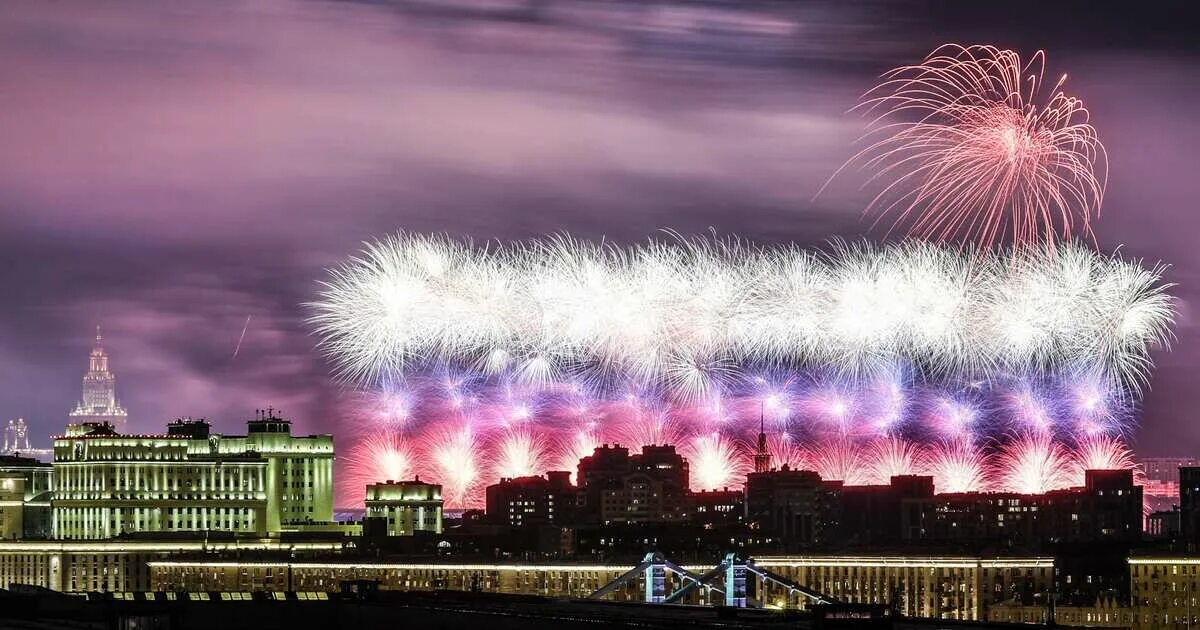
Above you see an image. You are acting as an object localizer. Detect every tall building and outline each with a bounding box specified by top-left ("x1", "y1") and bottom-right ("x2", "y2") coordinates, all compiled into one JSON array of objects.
[
  {"x1": 49, "y1": 413, "x2": 334, "y2": 539},
  {"x1": 752, "y1": 413, "x2": 771, "y2": 474},
  {"x1": 364, "y1": 478, "x2": 443, "y2": 536},
  {"x1": 67, "y1": 327, "x2": 128, "y2": 431},
  {"x1": 208, "y1": 410, "x2": 335, "y2": 531},
  {"x1": 576, "y1": 444, "x2": 690, "y2": 524},
  {"x1": 52, "y1": 421, "x2": 269, "y2": 539},
  {"x1": 1141, "y1": 456, "x2": 1199, "y2": 513},
  {"x1": 744, "y1": 466, "x2": 831, "y2": 549}
]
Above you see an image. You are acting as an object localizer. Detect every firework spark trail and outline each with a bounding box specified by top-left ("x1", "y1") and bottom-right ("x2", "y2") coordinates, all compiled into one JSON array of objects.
[
  {"x1": 928, "y1": 438, "x2": 989, "y2": 493},
  {"x1": 996, "y1": 431, "x2": 1079, "y2": 494},
  {"x1": 686, "y1": 432, "x2": 746, "y2": 491},
  {"x1": 309, "y1": 234, "x2": 1172, "y2": 395},
  {"x1": 332, "y1": 356, "x2": 1154, "y2": 507},
  {"x1": 231, "y1": 314, "x2": 252, "y2": 361},
  {"x1": 340, "y1": 431, "x2": 414, "y2": 505},
  {"x1": 808, "y1": 438, "x2": 873, "y2": 486},
  {"x1": 830, "y1": 44, "x2": 1107, "y2": 250},
  {"x1": 869, "y1": 438, "x2": 927, "y2": 483}
]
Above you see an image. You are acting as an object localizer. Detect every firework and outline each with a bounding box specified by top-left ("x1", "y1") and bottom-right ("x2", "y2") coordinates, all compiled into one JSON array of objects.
[
  {"x1": 310, "y1": 234, "x2": 1172, "y2": 392},
  {"x1": 928, "y1": 438, "x2": 988, "y2": 493},
  {"x1": 686, "y1": 432, "x2": 745, "y2": 491},
  {"x1": 836, "y1": 44, "x2": 1107, "y2": 249},
  {"x1": 340, "y1": 431, "x2": 414, "y2": 505},
  {"x1": 1072, "y1": 434, "x2": 1137, "y2": 475},
  {"x1": 425, "y1": 424, "x2": 481, "y2": 507},
  {"x1": 868, "y1": 438, "x2": 927, "y2": 483},
  {"x1": 493, "y1": 429, "x2": 549, "y2": 479},
  {"x1": 807, "y1": 439, "x2": 872, "y2": 486},
  {"x1": 996, "y1": 432, "x2": 1078, "y2": 494}
]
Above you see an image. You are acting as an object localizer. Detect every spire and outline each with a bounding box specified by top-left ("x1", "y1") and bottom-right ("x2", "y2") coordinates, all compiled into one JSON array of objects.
[
  {"x1": 95, "y1": 324, "x2": 103, "y2": 346},
  {"x1": 754, "y1": 400, "x2": 771, "y2": 474}
]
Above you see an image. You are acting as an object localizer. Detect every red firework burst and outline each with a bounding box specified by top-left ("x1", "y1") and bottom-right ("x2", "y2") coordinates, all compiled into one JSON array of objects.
[{"x1": 841, "y1": 43, "x2": 1106, "y2": 249}]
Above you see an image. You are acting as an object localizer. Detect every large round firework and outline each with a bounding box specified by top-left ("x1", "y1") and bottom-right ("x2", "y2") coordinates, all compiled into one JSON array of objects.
[{"x1": 837, "y1": 44, "x2": 1107, "y2": 250}]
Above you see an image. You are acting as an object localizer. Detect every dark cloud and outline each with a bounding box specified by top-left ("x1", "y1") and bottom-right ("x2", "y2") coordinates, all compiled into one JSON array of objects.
[{"x1": 0, "y1": 0, "x2": 1196, "y2": 478}]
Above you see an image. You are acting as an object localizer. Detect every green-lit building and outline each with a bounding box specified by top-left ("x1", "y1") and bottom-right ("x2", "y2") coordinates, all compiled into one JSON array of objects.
[
  {"x1": 50, "y1": 412, "x2": 333, "y2": 540},
  {"x1": 364, "y1": 479, "x2": 443, "y2": 536}
]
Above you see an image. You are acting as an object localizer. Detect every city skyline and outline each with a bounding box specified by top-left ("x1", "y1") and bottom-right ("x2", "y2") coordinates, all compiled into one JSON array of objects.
[{"x1": 0, "y1": 1, "x2": 1197, "y2": 463}]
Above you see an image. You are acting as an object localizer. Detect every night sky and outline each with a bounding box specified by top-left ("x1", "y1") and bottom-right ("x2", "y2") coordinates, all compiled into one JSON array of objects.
[{"x1": 1, "y1": 1, "x2": 1196, "y2": 466}]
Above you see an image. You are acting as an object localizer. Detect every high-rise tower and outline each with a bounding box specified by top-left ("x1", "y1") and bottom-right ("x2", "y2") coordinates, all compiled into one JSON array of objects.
[
  {"x1": 68, "y1": 326, "x2": 128, "y2": 430},
  {"x1": 754, "y1": 404, "x2": 771, "y2": 474}
]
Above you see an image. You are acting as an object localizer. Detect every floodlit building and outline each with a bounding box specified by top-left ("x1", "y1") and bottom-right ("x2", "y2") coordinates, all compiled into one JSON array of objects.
[
  {"x1": 364, "y1": 478, "x2": 443, "y2": 536},
  {"x1": 51, "y1": 421, "x2": 269, "y2": 539},
  {"x1": 0, "y1": 454, "x2": 53, "y2": 538},
  {"x1": 206, "y1": 411, "x2": 335, "y2": 532},
  {"x1": 67, "y1": 328, "x2": 128, "y2": 431},
  {"x1": 0, "y1": 539, "x2": 343, "y2": 592},
  {"x1": 147, "y1": 554, "x2": 1053, "y2": 621},
  {"x1": 49, "y1": 412, "x2": 334, "y2": 540},
  {"x1": 1129, "y1": 556, "x2": 1200, "y2": 629}
]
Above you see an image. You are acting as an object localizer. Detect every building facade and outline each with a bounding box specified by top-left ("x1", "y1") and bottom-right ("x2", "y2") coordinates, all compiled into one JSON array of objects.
[
  {"x1": 49, "y1": 413, "x2": 334, "y2": 540},
  {"x1": 67, "y1": 328, "x2": 128, "y2": 431},
  {"x1": 1129, "y1": 556, "x2": 1200, "y2": 629},
  {"x1": 147, "y1": 554, "x2": 1052, "y2": 621},
  {"x1": 0, "y1": 454, "x2": 53, "y2": 539},
  {"x1": 51, "y1": 422, "x2": 269, "y2": 539},
  {"x1": 485, "y1": 472, "x2": 574, "y2": 528},
  {"x1": 364, "y1": 478, "x2": 443, "y2": 536},
  {"x1": 208, "y1": 411, "x2": 335, "y2": 532},
  {"x1": 0, "y1": 539, "x2": 343, "y2": 592},
  {"x1": 576, "y1": 445, "x2": 690, "y2": 524}
]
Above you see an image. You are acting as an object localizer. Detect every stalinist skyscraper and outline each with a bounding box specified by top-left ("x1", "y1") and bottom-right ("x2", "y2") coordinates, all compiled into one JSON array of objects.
[{"x1": 68, "y1": 326, "x2": 128, "y2": 430}]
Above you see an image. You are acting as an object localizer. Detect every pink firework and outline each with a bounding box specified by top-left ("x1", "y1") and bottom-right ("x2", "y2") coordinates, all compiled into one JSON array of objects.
[
  {"x1": 686, "y1": 432, "x2": 745, "y2": 491},
  {"x1": 807, "y1": 439, "x2": 872, "y2": 486},
  {"x1": 425, "y1": 424, "x2": 482, "y2": 508},
  {"x1": 493, "y1": 429, "x2": 549, "y2": 480},
  {"x1": 868, "y1": 438, "x2": 927, "y2": 483},
  {"x1": 996, "y1": 432, "x2": 1079, "y2": 494},
  {"x1": 615, "y1": 406, "x2": 686, "y2": 450},
  {"x1": 929, "y1": 439, "x2": 988, "y2": 493},
  {"x1": 557, "y1": 425, "x2": 603, "y2": 483},
  {"x1": 340, "y1": 431, "x2": 414, "y2": 505},
  {"x1": 844, "y1": 44, "x2": 1106, "y2": 249},
  {"x1": 767, "y1": 433, "x2": 806, "y2": 469}
]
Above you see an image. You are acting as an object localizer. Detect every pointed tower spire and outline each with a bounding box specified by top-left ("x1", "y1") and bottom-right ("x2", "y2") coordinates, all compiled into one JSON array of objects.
[{"x1": 754, "y1": 400, "x2": 771, "y2": 474}]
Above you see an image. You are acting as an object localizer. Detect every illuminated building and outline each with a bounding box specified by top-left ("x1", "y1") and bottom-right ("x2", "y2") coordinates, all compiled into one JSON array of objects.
[
  {"x1": 205, "y1": 410, "x2": 335, "y2": 532},
  {"x1": 50, "y1": 413, "x2": 334, "y2": 539},
  {"x1": 576, "y1": 445, "x2": 690, "y2": 524},
  {"x1": 147, "y1": 554, "x2": 1053, "y2": 621},
  {"x1": 0, "y1": 539, "x2": 343, "y2": 592},
  {"x1": 1129, "y1": 557, "x2": 1200, "y2": 629},
  {"x1": 364, "y1": 478, "x2": 443, "y2": 536},
  {"x1": 0, "y1": 454, "x2": 53, "y2": 539},
  {"x1": 67, "y1": 328, "x2": 128, "y2": 431},
  {"x1": 52, "y1": 421, "x2": 269, "y2": 539},
  {"x1": 485, "y1": 472, "x2": 574, "y2": 528}
]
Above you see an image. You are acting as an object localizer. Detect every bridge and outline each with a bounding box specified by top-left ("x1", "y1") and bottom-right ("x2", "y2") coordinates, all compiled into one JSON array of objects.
[{"x1": 588, "y1": 552, "x2": 838, "y2": 608}]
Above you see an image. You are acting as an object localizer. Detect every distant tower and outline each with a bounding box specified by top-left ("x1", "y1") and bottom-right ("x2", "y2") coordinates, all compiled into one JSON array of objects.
[
  {"x1": 754, "y1": 404, "x2": 771, "y2": 474},
  {"x1": 3, "y1": 418, "x2": 32, "y2": 453},
  {"x1": 68, "y1": 326, "x2": 128, "y2": 430}
]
